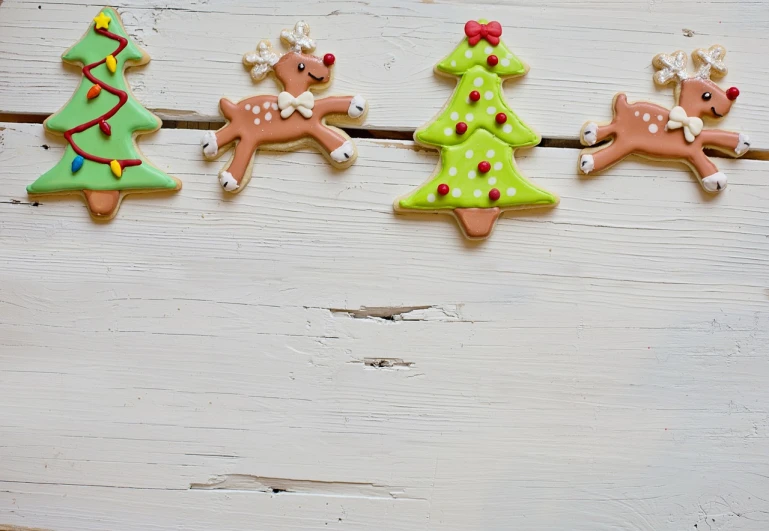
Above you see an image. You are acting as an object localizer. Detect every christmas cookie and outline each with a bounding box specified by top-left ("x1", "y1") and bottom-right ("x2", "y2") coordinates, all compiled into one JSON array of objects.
[
  {"x1": 394, "y1": 20, "x2": 557, "y2": 240},
  {"x1": 578, "y1": 45, "x2": 749, "y2": 192},
  {"x1": 201, "y1": 22, "x2": 368, "y2": 193},
  {"x1": 27, "y1": 8, "x2": 181, "y2": 220}
]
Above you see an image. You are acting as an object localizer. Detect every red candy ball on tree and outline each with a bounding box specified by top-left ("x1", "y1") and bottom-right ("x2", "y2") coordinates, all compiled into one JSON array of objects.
[
  {"x1": 487, "y1": 55, "x2": 499, "y2": 66},
  {"x1": 469, "y1": 90, "x2": 481, "y2": 102},
  {"x1": 455, "y1": 122, "x2": 468, "y2": 134},
  {"x1": 495, "y1": 113, "x2": 508, "y2": 124},
  {"x1": 489, "y1": 188, "x2": 501, "y2": 201},
  {"x1": 323, "y1": 54, "x2": 336, "y2": 66},
  {"x1": 478, "y1": 161, "x2": 491, "y2": 173},
  {"x1": 437, "y1": 184, "x2": 450, "y2": 196}
]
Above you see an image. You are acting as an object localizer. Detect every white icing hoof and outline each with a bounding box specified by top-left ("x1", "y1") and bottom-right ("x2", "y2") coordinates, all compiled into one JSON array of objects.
[
  {"x1": 201, "y1": 131, "x2": 218, "y2": 158},
  {"x1": 579, "y1": 154, "x2": 595, "y2": 174},
  {"x1": 219, "y1": 171, "x2": 239, "y2": 192},
  {"x1": 582, "y1": 122, "x2": 598, "y2": 146},
  {"x1": 348, "y1": 95, "x2": 366, "y2": 118},
  {"x1": 330, "y1": 140, "x2": 354, "y2": 163},
  {"x1": 735, "y1": 133, "x2": 750, "y2": 156},
  {"x1": 702, "y1": 172, "x2": 728, "y2": 192}
]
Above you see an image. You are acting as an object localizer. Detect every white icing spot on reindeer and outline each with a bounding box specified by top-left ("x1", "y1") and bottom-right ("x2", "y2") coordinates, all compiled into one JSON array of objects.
[
  {"x1": 272, "y1": 103, "x2": 279, "y2": 111},
  {"x1": 488, "y1": 177, "x2": 497, "y2": 185},
  {"x1": 634, "y1": 111, "x2": 640, "y2": 117},
  {"x1": 485, "y1": 46, "x2": 493, "y2": 54},
  {"x1": 649, "y1": 124, "x2": 659, "y2": 134},
  {"x1": 474, "y1": 77, "x2": 484, "y2": 87},
  {"x1": 487, "y1": 106, "x2": 497, "y2": 115},
  {"x1": 265, "y1": 112, "x2": 273, "y2": 121},
  {"x1": 507, "y1": 187, "x2": 517, "y2": 197},
  {"x1": 263, "y1": 102, "x2": 271, "y2": 109},
  {"x1": 451, "y1": 60, "x2": 457, "y2": 67},
  {"x1": 468, "y1": 170, "x2": 477, "y2": 179},
  {"x1": 486, "y1": 150, "x2": 495, "y2": 158},
  {"x1": 245, "y1": 104, "x2": 251, "y2": 111},
  {"x1": 465, "y1": 50, "x2": 473, "y2": 59},
  {"x1": 452, "y1": 188, "x2": 462, "y2": 198},
  {"x1": 444, "y1": 127, "x2": 453, "y2": 136},
  {"x1": 501, "y1": 58, "x2": 510, "y2": 67},
  {"x1": 465, "y1": 113, "x2": 474, "y2": 122},
  {"x1": 252, "y1": 106, "x2": 260, "y2": 114},
  {"x1": 503, "y1": 124, "x2": 513, "y2": 134},
  {"x1": 427, "y1": 193, "x2": 436, "y2": 203},
  {"x1": 643, "y1": 113, "x2": 651, "y2": 122},
  {"x1": 494, "y1": 162, "x2": 503, "y2": 171},
  {"x1": 450, "y1": 112, "x2": 459, "y2": 120},
  {"x1": 254, "y1": 118, "x2": 261, "y2": 125},
  {"x1": 484, "y1": 91, "x2": 493, "y2": 100},
  {"x1": 465, "y1": 150, "x2": 474, "y2": 159},
  {"x1": 449, "y1": 167, "x2": 457, "y2": 176},
  {"x1": 658, "y1": 115, "x2": 664, "y2": 121}
]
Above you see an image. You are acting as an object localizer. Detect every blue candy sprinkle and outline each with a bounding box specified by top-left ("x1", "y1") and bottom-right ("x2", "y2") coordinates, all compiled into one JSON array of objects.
[{"x1": 71, "y1": 155, "x2": 84, "y2": 173}]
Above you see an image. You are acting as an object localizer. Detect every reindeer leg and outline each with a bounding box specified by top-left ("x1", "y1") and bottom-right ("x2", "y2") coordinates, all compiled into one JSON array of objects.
[
  {"x1": 314, "y1": 96, "x2": 367, "y2": 119},
  {"x1": 219, "y1": 140, "x2": 258, "y2": 192},
  {"x1": 581, "y1": 122, "x2": 617, "y2": 146},
  {"x1": 699, "y1": 130, "x2": 750, "y2": 157},
  {"x1": 201, "y1": 124, "x2": 240, "y2": 159},
  {"x1": 687, "y1": 150, "x2": 727, "y2": 192},
  {"x1": 310, "y1": 124, "x2": 356, "y2": 166},
  {"x1": 579, "y1": 143, "x2": 633, "y2": 175}
]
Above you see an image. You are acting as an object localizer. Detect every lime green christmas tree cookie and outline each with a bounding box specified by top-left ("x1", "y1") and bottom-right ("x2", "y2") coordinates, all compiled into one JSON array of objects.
[
  {"x1": 27, "y1": 7, "x2": 180, "y2": 220},
  {"x1": 395, "y1": 20, "x2": 557, "y2": 239}
]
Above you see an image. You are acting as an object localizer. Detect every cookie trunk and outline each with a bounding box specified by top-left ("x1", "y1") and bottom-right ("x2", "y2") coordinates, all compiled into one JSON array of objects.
[{"x1": 454, "y1": 207, "x2": 500, "y2": 239}]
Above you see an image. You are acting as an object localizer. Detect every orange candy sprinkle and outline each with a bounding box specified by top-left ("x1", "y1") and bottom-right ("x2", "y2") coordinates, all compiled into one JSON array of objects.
[{"x1": 87, "y1": 85, "x2": 102, "y2": 99}]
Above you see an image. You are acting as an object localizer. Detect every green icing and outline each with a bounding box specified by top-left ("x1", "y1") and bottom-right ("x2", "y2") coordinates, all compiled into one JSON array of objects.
[
  {"x1": 399, "y1": 129, "x2": 556, "y2": 210},
  {"x1": 416, "y1": 66, "x2": 539, "y2": 148},
  {"x1": 437, "y1": 38, "x2": 525, "y2": 77},
  {"x1": 27, "y1": 8, "x2": 178, "y2": 195}
]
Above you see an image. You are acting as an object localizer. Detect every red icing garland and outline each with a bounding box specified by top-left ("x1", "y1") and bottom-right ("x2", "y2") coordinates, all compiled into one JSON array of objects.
[{"x1": 63, "y1": 26, "x2": 142, "y2": 170}]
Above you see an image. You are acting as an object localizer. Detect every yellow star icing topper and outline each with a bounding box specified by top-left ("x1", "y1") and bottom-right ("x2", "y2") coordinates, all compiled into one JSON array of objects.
[{"x1": 93, "y1": 12, "x2": 111, "y2": 30}]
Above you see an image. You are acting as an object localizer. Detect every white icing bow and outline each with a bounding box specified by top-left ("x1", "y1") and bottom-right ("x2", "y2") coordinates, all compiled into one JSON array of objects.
[
  {"x1": 278, "y1": 91, "x2": 315, "y2": 119},
  {"x1": 281, "y1": 21, "x2": 315, "y2": 53},
  {"x1": 243, "y1": 40, "x2": 280, "y2": 81},
  {"x1": 667, "y1": 106, "x2": 703, "y2": 143}
]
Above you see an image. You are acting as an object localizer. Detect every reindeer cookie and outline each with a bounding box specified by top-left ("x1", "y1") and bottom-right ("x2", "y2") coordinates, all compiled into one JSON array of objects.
[
  {"x1": 201, "y1": 22, "x2": 368, "y2": 192},
  {"x1": 578, "y1": 45, "x2": 750, "y2": 193}
]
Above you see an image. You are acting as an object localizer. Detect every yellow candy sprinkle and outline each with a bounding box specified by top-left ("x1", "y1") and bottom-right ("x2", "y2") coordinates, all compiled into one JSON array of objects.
[
  {"x1": 93, "y1": 12, "x2": 111, "y2": 30},
  {"x1": 106, "y1": 55, "x2": 117, "y2": 73},
  {"x1": 110, "y1": 160, "x2": 122, "y2": 178}
]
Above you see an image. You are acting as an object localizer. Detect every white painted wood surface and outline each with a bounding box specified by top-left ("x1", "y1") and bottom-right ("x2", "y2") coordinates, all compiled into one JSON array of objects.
[
  {"x1": 0, "y1": 0, "x2": 768, "y2": 149},
  {"x1": 2, "y1": 0, "x2": 769, "y2": 529}
]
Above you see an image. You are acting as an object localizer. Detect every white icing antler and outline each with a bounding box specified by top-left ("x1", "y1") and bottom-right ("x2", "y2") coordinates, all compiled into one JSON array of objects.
[
  {"x1": 243, "y1": 40, "x2": 281, "y2": 81},
  {"x1": 653, "y1": 50, "x2": 689, "y2": 86},
  {"x1": 280, "y1": 21, "x2": 315, "y2": 53},
  {"x1": 693, "y1": 45, "x2": 727, "y2": 80}
]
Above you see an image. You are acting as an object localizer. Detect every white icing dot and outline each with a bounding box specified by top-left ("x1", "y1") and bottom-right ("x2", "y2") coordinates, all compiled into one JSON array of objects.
[
  {"x1": 494, "y1": 162, "x2": 503, "y2": 171},
  {"x1": 648, "y1": 124, "x2": 659, "y2": 134},
  {"x1": 488, "y1": 177, "x2": 497, "y2": 185},
  {"x1": 484, "y1": 46, "x2": 493, "y2": 54},
  {"x1": 465, "y1": 113, "x2": 474, "y2": 122},
  {"x1": 452, "y1": 188, "x2": 462, "y2": 197},
  {"x1": 451, "y1": 60, "x2": 457, "y2": 67},
  {"x1": 501, "y1": 58, "x2": 510, "y2": 67},
  {"x1": 473, "y1": 77, "x2": 483, "y2": 87},
  {"x1": 450, "y1": 112, "x2": 459, "y2": 120},
  {"x1": 474, "y1": 189, "x2": 482, "y2": 198},
  {"x1": 245, "y1": 104, "x2": 251, "y2": 111},
  {"x1": 465, "y1": 50, "x2": 473, "y2": 59},
  {"x1": 506, "y1": 54, "x2": 513, "y2": 59},
  {"x1": 265, "y1": 112, "x2": 272, "y2": 121},
  {"x1": 506, "y1": 187, "x2": 517, "y2": 197},
  {"x1": 503, "y1": 124, "x2": 513, "y2": 134},
  {"x1": 634, "y1": 111, "x2": 640, "y2": 117},
  {"x1": 643, "y1": 113, "x2": 651, "y2": 122},
  {"x1": 465, "y1": 150, "x2": 474, "y2": 159},
  {"x1": 252, "y1": 106, "x2": 260, "y2": 114},
  {"x1": 449, "y1": 167, "x2": 457, "y2": 176},
  {"x1": 272, "y1": 103, "x2": 279, "y2": 111},
  {"x1": 484, "y1": 91, "x2": 493, "y2": 100},
  {"x1": 487, "y1": 106, "x2": 497, "y2": 115},
  {"x1": 264, "y1": 102, "x2": 271, "y2": 109},
  {"x1": 468, "y1": 170, "x2": 477, "y2": 179},
  {"x1": 254, "y1": 118, "x2": 260, "y2": 125},
  {"x1": 486, "y1": 149, "x2": 495, "y2": 158},
  {"x1": 427, "y1": 193, "x2": 436, "y2": 203},
  {"x1": 658, "y1": 115, "x2": 664, "y2": 121},
  {"x1": 444, "y1": 127, "x2": 453, "y2": 136}
]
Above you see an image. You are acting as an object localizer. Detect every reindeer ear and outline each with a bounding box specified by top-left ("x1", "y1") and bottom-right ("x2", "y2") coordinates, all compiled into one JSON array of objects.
[
  {"x1": 243, "y1": 40, "x2": 281, "y2": 81},
  {"x1": 653, "y1": 50, "x2": 689, "y2": 86},
  {"x1": 693, "y1": 45, "x2": 728, "y2": 80},
  {"x1": 280, "y1": 21, "x2": 316, "y2": 53}
]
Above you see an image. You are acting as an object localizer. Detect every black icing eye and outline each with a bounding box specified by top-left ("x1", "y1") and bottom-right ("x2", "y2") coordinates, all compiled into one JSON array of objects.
[
  {"x1": 298, "y1": 63, "x2": 305, "y2": 72},
  {"x1": 702, "y1": 92, "x2": 712, "y2": 101}
]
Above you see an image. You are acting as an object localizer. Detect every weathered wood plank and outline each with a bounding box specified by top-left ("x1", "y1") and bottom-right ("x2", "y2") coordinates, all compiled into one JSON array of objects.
[
  {"x1": 1, "y1": 123, "x2": 769, "y2": 530},
  {"x1": 0, "y1": 0, "x2": 767, "y2": 149}
]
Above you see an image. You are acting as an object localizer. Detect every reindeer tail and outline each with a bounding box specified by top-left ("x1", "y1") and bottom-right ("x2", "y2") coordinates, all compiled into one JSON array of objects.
[
  {"x1": 219, "y1": 98, "x2": 238, "y2": 121},
  {"x1": 612, "y1": 93, "x2": 629, "y2": 113}
]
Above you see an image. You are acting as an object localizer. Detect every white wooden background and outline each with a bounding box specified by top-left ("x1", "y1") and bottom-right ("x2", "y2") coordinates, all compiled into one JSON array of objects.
[{"x1": 1, "y1": 1, "x2": 769, "y2": 530}]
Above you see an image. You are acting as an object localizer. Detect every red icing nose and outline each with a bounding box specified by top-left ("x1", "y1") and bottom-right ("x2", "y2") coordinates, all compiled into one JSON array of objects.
[
  {"x1": 726, "y1": 87, "x2": 740, "y2": 100},
  {"x1": 323, "y1": 53, "x2": 336, "y2": 66}
]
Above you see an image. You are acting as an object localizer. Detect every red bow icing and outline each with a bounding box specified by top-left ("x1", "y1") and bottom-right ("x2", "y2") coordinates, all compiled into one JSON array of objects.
[{"x1": 464, "y1": 20, "x2": 502, "y2": 47}]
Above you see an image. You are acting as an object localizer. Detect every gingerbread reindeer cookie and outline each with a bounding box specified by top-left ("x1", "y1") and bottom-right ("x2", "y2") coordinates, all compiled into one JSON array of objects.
[
  {"x1": 201, "y1": 22, "x2": 368, "y2": 192},
  {"x1": 578, "y1": 45, "x2": 750, "y2": 192}
]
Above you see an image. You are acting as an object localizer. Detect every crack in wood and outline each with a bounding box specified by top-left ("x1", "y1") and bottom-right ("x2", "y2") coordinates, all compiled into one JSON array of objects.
[{"x1": 348, "y1": 357, "x2": 416, "y2": 369}]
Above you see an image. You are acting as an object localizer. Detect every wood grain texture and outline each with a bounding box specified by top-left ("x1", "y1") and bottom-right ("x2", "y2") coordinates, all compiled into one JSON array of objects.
[
  {"x1": 0, "y1": 0, "x2": 767, "y2": 150},
  {"x1": 1, "y1": 123, "x2": 769, "y2": 530}
]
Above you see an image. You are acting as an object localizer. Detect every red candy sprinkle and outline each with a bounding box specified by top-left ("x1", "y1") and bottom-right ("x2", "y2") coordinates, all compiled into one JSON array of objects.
[
  {"x1": 98, "y1": 119, "x2": 111, "y2": 136},
  {"x1": 469, "y1": 90, "x2": 481, "y2": 102},
  {"x1": 478, "y1": 161, "x2": 491, "y2": 173},
  {"x1": 437, "y1": 184, "x2": 450, "y2": 196},
  {"x1": 726, "y1": 86, "x2": 740, "y2": 100},
  {"x1": 489, "y1": 188, "x2": 501, "y2": 201},
  {"x1": 323, "y1": 53, "x2": 336, "y2": 66},
  {"x1": 487, "y1": 55, "x2": 499, "y2": 66},
  {"x1": 495, "y1": 113, "x2": 508, "y2": 124},
  {"x1": 456, "y1": 122, "x2": 468, "y2": 134}
]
